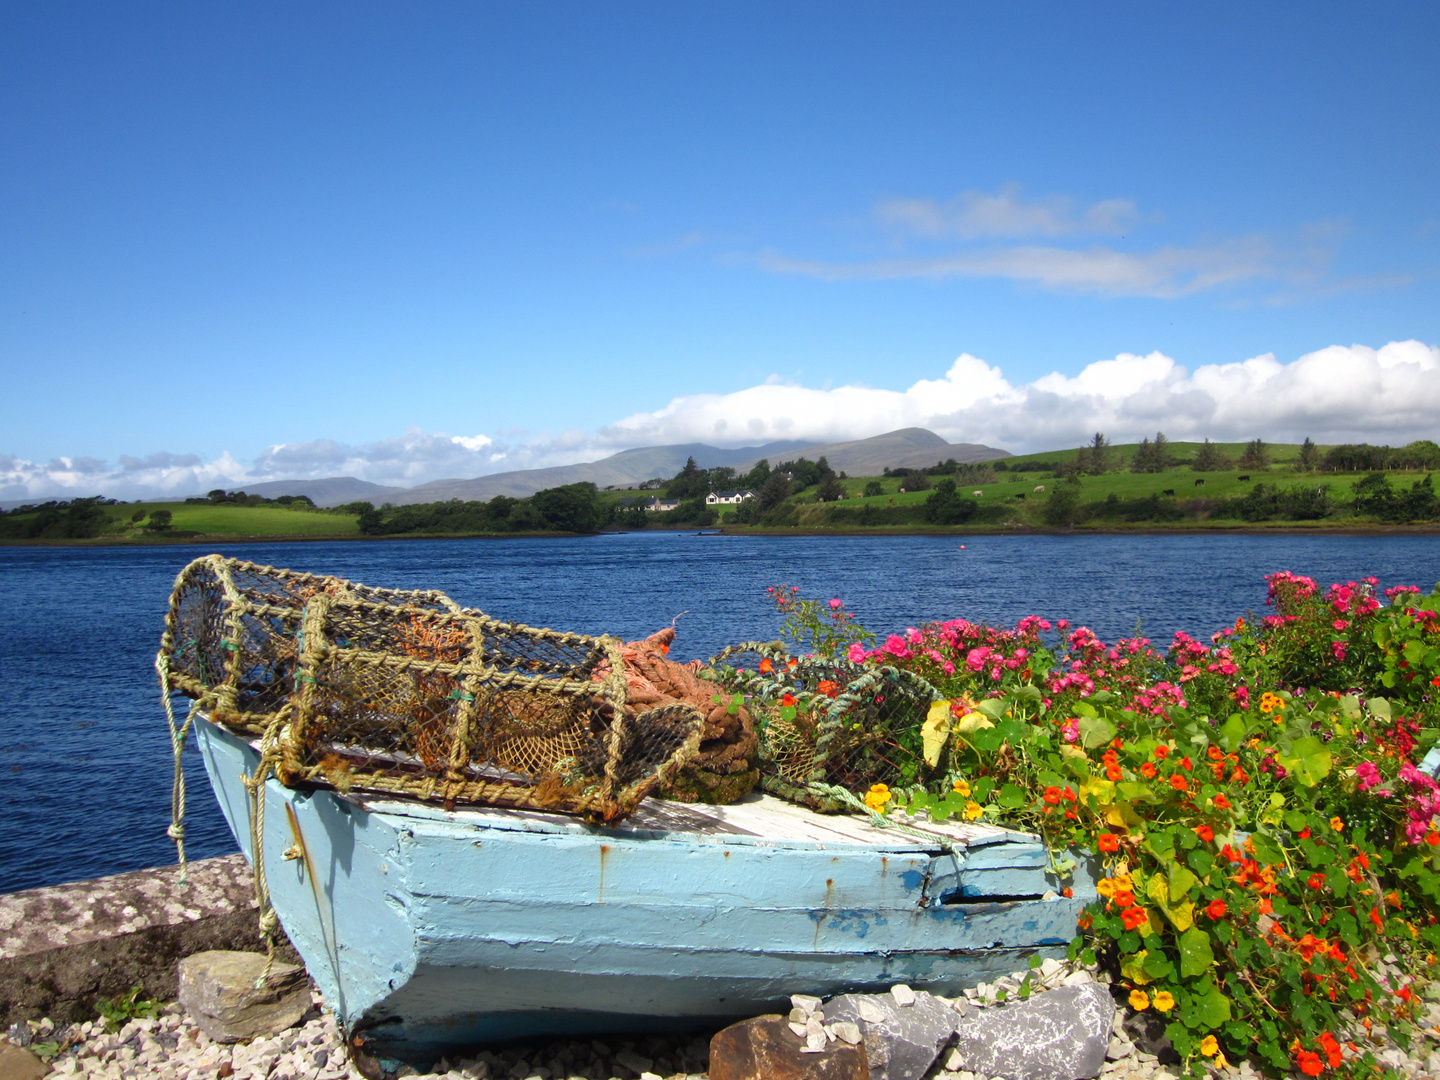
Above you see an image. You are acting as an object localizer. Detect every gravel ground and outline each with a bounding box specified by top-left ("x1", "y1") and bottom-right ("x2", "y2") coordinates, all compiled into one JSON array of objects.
[{"x1": 6, "y1": 959, "x2": 1440, "y2": 1080}]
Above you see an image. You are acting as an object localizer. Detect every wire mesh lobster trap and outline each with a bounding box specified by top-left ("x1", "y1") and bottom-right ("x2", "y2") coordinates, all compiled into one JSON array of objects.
[
  {"x1": 705, "y1": 644, "x2": 942, "y2": 811},
  {"x1": 160, "y1": 555, "x2": 705, "y2": 823}
]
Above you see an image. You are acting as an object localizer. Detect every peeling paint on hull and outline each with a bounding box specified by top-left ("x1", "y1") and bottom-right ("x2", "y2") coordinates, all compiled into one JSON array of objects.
[{"x1": 194, "y1": 716, "x2": 1095, "y2": 1059}]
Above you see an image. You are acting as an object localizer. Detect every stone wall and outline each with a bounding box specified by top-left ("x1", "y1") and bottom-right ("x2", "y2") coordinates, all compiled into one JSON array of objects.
[{"x1": 0, "y1": 855, "x2": 298, "y2": 1025}]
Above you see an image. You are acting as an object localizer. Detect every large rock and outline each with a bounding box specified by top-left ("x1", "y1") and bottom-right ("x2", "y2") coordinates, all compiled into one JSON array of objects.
[
  {"x1": 0, "y1": 1041, "x2": 48, "y2": 1080},
  {"x1": 710, "y1": 1014, "x2": 869, "y2": 1080},
  {"x1": 178, "y1": 950, "x2": 310, "y2": 1043},
  {"x1": 0, "y1": 854, "x2": 299, "y2": 1028},
  {"x1": 948, "y1": 983, "x2": 1114, "y2": 1080},
  {"x1": 823, "y1": 989, "x2": 959, "y2": 1080}
]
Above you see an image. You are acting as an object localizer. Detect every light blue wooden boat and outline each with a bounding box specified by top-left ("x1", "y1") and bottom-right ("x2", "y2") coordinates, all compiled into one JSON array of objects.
[{"x1": 194, "y1": 713, "x2": 1097, "y2": 1062}]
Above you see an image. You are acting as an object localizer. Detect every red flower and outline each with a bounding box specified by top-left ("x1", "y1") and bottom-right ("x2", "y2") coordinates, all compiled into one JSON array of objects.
[
  {"x1": 759, "y1": 658, "x2": 774, "y2": 674},
  {"x1": 1140, "y1": 762, "x2": 1157, "y2": 779},
  {"x1": 1427, "y1": 831, "x2": 1440, "y2": 847},
  {"x1": 1295, "y1": 1049, "x2": 1323, "y2": 1077},
  {"x1": 1205, "y1": 899, "x2": 1226, "y2": 919},
  {"x1": 1098, "y1": 833, "x2": 1120, "y2": 852},
  {"x1": 1179, "y1": 756, "x2": 1193, "y2": 771},
  {"x1": 1106, "y1": 766, "x2": 1123, "y2": 782},
  {"x1": 1169, "y1": 774, "x2": 1189, "y2": 792},
  {"x1": 1307, "y1": 873, "x2": 1327, "y2": 890},
  {"x1": 1369, "y1": 906, "x2": 1384, "y2": 930},
  {"x1": 817, "y1": 680, "x2": 839, "y2": 698},
  {"x1": 1213, "y1": 793, "x2": 1232, "y2": 810},
  {"x1": 1318, "y1": 1032, "x2": 1343, "y2": 1068},
  {"x1": 1194, "y1": 825, "x2": 1215, "y2": 842},
  {"x1": 1044, "y1": 786, "x2": 1062, "y2": 805},
  {"x1": 1121, "y1": 906, "x2": 1149, "y2": 930},
  {"x1": 1062, "y1": 786, "x2": 1077, "y2": 802},
  {"x1": 780, "y1": 693, "x2": 797, "y2": 707},
  {"x1": 1207, "y1": 746, "x2": 1224, "y2": 760},
  {"x1": 1154, "y1": 746, "x2": 1170, "y2": 760},
  {"x1": 1298, "y1": 827, "x2": 1311, "y2": 839}
]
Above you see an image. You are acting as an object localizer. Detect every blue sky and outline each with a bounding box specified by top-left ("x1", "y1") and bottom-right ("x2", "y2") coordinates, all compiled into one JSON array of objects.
[{"x1": 3, "y1": 2, "x2": 1439, "y2": 499}]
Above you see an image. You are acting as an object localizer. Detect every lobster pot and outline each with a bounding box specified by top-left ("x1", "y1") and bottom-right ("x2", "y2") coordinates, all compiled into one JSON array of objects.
[
  {"x1": 711, "y1": 650, "x2": 939, "y2": 811},
  {"x1": 282, "y1": 597, "x2": 704, "y2": 821},
  {"x1": 161, "y1": 555, "x2": 459, "y2": 732}
]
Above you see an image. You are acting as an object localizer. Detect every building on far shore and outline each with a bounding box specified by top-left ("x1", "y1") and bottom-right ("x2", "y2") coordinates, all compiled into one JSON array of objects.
[
  {"x1": 704, "y1": 490, "x2": 755, "y2": 506},
  {"x1": 644, "y1": 497, "x2": 681, "y2": 512}
]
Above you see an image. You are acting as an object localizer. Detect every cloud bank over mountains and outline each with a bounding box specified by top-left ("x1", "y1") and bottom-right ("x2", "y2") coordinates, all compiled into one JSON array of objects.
[{"x1": 4, "y1": 340, "x2": 1437, "y2": 502}]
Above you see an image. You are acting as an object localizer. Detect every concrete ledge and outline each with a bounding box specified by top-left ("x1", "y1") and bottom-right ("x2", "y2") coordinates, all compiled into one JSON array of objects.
[{"x1": 0, "y1": 855, "x2": 299, "y2": 1026}]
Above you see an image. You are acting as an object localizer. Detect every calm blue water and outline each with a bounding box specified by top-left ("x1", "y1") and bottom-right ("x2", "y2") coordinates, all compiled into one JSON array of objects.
[{"x1": 4, "y1": 531, "x2": 1440, "y2": 894}]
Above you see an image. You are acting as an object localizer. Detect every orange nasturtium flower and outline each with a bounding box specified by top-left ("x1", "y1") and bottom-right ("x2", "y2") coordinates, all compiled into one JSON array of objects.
[
  {"x1": 758, "y1": 657, "x2": 773, "y2": 673},
  {"x1": 1200, "y1": 1036, "x2": 1220, "y2": 1058},
  {"x1": 952, "y1": 779, "x2": 972, "y2": 797},
  {"x1": 780, "y1": 692, "x2": 797, "y2": 707},
  {"x1": 1128, "y1": 989, "x2": 1150, "y2": 1011},
  {"x1": 1152, "y1": 991, "x2": 1176, "y2": 1012},
  {"x1": 1154, "y1": 745, "x2": 1171, "y2": 760},
  {"x1": 1194, "y1": 824, "x2": 1215, "y2": 842},
  {"x1": 1330, "y1": 816, "x2": 1345, "y2": 832},
  {"x1": 864, "y1": 784, "x2": 891, "y2": 812},
  {"x1": 1121, "y1": 906, "x2": 1149, "y2": 931},
  {"x1": 1307, "y1": 873, "x2": 1327, "y2": 891},
  {"x1": 1113, "y1": 890, "x2": 1136, "y2": 908},
  {"x1": 1140, "y1": 762, "x2": 1158, "y2": 779},
  {"x1": 1098, "y1": 833, "x2": 1121, "y2": 853},
  {"x1": 1213, "y1": 793, "x2": 1232, "y2": 810},
  {"x1": 1169, "y1": 774, "x2": 1190, "y2": 792},
  {"x1": 817, "y1": 680, "x2": 840, "y2": 698},
  {"x1": 1205, "y1": 899, "x2": 1227, "y2": 920}
]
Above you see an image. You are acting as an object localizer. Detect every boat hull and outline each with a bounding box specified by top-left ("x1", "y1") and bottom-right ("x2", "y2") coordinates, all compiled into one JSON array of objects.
[{"x1": 194, "y1": 716, "x2": 1093, "y2": 1059}]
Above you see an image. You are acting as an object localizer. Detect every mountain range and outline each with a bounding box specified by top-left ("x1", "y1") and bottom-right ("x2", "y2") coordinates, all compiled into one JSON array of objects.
[{"x1": 221, "y1": 428, "x2": 1011, "y2": 507}]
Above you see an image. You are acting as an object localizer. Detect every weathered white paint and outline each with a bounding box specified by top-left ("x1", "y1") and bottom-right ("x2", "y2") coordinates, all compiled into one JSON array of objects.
[{"x1": 195, "y1": 716, "x2": 1096, "y2": 1060}]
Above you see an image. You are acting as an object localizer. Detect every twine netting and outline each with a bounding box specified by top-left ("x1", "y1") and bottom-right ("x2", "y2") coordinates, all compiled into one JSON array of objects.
[
  {"x1": 160, "y1": 555, "x2": 705, "y2": 824},
  {"x1": 705, "y1": 643, "x2": 943, "y2": 811}
]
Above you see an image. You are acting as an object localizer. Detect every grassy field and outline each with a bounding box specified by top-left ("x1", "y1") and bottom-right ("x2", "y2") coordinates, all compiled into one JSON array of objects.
[{"x1": 109, "y1": 502, "x2": 360, "y2": 538}]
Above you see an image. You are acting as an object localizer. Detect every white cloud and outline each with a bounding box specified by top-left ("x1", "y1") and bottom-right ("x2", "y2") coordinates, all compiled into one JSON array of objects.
[
  {"x1": 5, "y1": 341, "x2": 1438, "y2": 503},
  {"x1": 756, "y1": 236, "x2": 1285, "y2": 298},
  {"x1": 877, "y1": 184, "x2": 1143, "y2": 239}
]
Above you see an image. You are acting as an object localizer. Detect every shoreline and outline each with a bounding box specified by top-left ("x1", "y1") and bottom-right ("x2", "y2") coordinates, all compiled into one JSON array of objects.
[{"x1": 7, "y1": 521, "x2": 1440, "y2": 547}]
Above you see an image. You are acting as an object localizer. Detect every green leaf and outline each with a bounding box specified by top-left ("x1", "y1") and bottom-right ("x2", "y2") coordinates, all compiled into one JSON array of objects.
[
  {"x1": 1368, "y1": 697, "x2": 1392, "y2": 720},
  {"x1": 1187, "y1": 848, "x2": 1214, "y2": 876},
  {"x1": 1249, "y1": 831, "x2": 1286, "y2": 867},
  {"x1": 976, "y1": 698, "x2": 1008, "y2": 719},
  {"x1": 1283, "y1": 809, "x2": 1309, "y2": 833},
  {"x1": 1276, "y1": 735, "x2": 1332, "y2": 787},
  {"x1": 1217, "y1": 713, "x2": 1249, "y2": 752},
  {"x1": 1179, "y1": 927, "x2": 1215, "y2": 978},
  {"x1": 1078, "y1": 715, "x2": 1117, "y2": 749},
  {"x1": 971, "y1": 727, "x2": 1005, "y2": 753},
  {"x1": 998, "y1": 783, "x2": 1026, "y2": 809},
  {"x1": 1029, "y1": 954, "x2": 1043, "y2": 969},
  {"x1": 1168, "y1": 863, "x2": 1198, "y2": 901},
  {"x1": 1192, "y1": 982, "x2": 1232, "y2": 1028},
  {"x1": 1146, "y1": 829, "x2": 1176, "y2": 860},
  {"x1": 1142, "y1": 951, "x2": 1175, "y2": 978}
]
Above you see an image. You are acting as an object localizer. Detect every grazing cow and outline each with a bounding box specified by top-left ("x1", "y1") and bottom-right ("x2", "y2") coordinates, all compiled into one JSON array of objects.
[
  {"x1": 1237, "y1": 475, "x2": 1250, "y2": 481},
  {"x1": 1195, "y1": 478, "x2": 1206, "y2": 487},
  {"x1": 1015, "y1": 493, "x2": 1026, "y2": 500},
  {"x1": 973, "y1": 490, "x2": 983, "y2": 497},
  {"x1": 1162, "y1": 489, "x2": 1175, "y2": 496},
  {"x1": 1034, "y1": 485, "x2": 1045, "y2": 493}
]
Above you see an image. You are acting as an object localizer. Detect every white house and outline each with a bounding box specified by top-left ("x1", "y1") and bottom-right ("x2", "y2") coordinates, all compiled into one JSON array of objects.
[
  {"x1": 705, "y1": 490, "x2": 755, "y2": 506},
  {"x1": 645, "y1": 497, "x2": 681, "y2": 512}
]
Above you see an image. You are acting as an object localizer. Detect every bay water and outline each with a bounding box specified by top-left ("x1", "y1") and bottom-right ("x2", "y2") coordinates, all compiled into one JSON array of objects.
[{"x1": 4, "y1": 531, "x2": 1440, "y2": 894}]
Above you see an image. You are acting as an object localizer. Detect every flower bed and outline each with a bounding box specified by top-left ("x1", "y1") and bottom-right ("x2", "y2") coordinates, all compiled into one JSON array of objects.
[{"x1": 742, "y1": 574, "x2": 1440, "y2": 1079}]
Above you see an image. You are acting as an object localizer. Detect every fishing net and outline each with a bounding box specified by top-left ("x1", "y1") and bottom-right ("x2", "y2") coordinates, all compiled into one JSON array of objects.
[
  {"x1": 705, "y1": 643, "x2": 942, "y2": 811},
  {"x1": 160, "y1": 555, "x2": 704, "y2": 823}
]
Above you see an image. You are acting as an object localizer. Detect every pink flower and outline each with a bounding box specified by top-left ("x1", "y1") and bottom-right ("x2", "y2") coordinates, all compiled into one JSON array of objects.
[
  {"x1": 1063, "y1": 718, "x2": 1080, "y2": 743},
  {"x1": 829, "y1": 598, "x2": 842, "y2": 609},
  {"x1": 847, "y1": 642, "x2": 868, "y2": 663},
  {"x1": 1332, "y1": 640, "x2": 1348, "y2": 661},
  {"x1": 884, "y1": 634, "x2": 911, "y2": 659},
  {"x1": 1333, "y1": 619, "x2": 1349, "y2": 631},
  {"x1": 1356, "y1": 761, "x2": 1382, "y2": 791}
]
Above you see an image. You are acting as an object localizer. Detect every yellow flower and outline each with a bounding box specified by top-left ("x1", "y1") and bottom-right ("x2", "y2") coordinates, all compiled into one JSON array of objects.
[
  {"x1": 963, "y1": 800, "x2": 984, "y2": 821},
  {"x1": 864, "y1": 784, "x2": 891, "y2": 812},
  {"x1": 1152, "y1": 991, "x2": 1175, "y2": 1013},
  {"x1": 952, "y1": 779, "x2": 972, "y2": 797},
  {"x1": 1111, "y1": 872, "x2": 1134, "y2": 892},
  {"x1": 1330, "y1": 816, "x2": 1345, "y2": 832},
  {"x1": 1199, "y1": 1035, "x2": 1220, "y2": 1057},
  {"x1": 1097, "y1": 878, "x2": 1117, "y2": 898},
  {"x1": 1128, "y1": 990, "x2": 1150, "y2": 1011},
  {"x1": 1259, "y1": 692, "x2": 1286, "y2": 714}
]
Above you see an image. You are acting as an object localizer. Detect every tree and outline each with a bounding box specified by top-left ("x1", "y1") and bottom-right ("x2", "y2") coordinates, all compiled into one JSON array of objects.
[
  {"x1": 1152, "y1": 432, "x2": 1171, "y2": 471},
  {"x1": 531, "y1": 484, "x2": 603, "y2": 533},
  {"x1": 1192, "y1": 439, "x2": 1232, "y2": 472},
  {"x1": 666, "y1": 457, "x2": 708, "y2": 501},
  {"x1": 741, "y1": 459, "x2": 771, "y2": 490},
  {"x1": 756, "y1": 472, "x2": 791, "y2": 512},
  {"x1": 1238, "y1": 439, "x2": 1269, "y2": 470},
  {"x1": 1296, "y1": 437, "x2": 1319, "y2": 471},
  {"x1": 924, "y1": 478, "x2": 977, "y2": 525},
  {"x1": 897, "y1": 471, "x2": 931, "y2": 492},
  {"x1": 1352, "y1": 472, "x2": 1395, "y2": 518},
  {"x1": 1087, "y1": 433, "x2": 1110, "y2": 472},
  {"x1": 1130, "y1": 438, "x2": 1154, "y2": 474},
  {"x1": 816, "y1": 473, "x2": 846, "y2": 502},
  {"x1": 863, "y1": 480, "x2": 884, "y2": 498},
  {"x1": 144, "y1": 510, "x2": 173, "y2": 532},
  {"x1": 1043, "y1": 477, "x2": 1083, "y2": 527}
]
